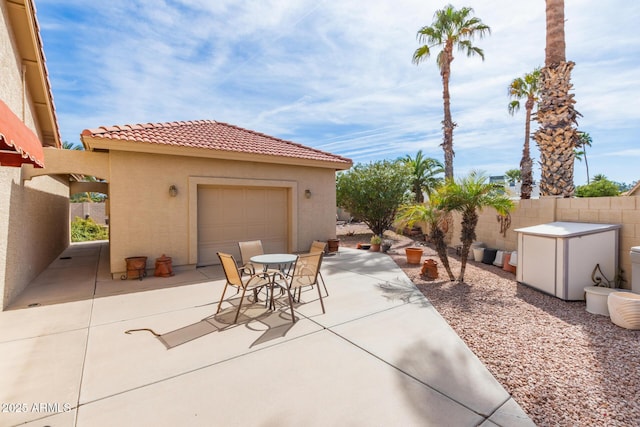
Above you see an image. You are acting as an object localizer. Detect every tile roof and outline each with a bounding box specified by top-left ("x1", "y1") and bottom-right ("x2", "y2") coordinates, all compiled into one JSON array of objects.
[{"x1": 81, "y1": 120, "x2": 352, "y2": 166}]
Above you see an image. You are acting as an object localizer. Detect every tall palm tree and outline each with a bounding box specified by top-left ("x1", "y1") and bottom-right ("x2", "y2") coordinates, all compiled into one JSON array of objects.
[
  {"x1": 401, "y1": 150, "x2": 444, "y2": 203},
  {"x1": 413, "y1": 4, "x2": 490, "y2": 180},
  {"x1": 396, "y1": 191, "x2": 456, "y2": 281},
  {"x1": 440, "y1": 171, "x2": 514, "y2": 283},
  {"x1": 508, "y1": 68, "x2": 541, "y2": 199},
  {"x1": 574, "y1": 131, "x2": 592, "y2": 184},
  {"x1": 533, "y1": 0, "x2": 580, "y2": 197}
]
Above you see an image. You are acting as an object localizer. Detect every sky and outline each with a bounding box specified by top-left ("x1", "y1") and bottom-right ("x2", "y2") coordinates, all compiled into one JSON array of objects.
[{"x1": 35, "y1": 0, "x2": 640, "y2": 185}]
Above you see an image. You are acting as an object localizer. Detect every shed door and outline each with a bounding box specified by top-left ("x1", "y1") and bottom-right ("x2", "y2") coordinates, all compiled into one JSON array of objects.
[{"x1": 197, "y1": 186, "x2": 288, "y2": 266}]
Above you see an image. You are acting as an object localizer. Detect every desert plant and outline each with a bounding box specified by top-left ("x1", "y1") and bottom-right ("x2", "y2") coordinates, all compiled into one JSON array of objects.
[
  {"x1": 396, "y1": 191, "x2": 456, "y2": 281},
  {"x1": 336, "y1": 160, "x2": 412, "y2": 236},
  {"x1": 575, "y1": 174, "x2": 620, "y2": 197},
  {"x1": 400, "y1": 150, "x2": 444, "y2": 203},
  {"x1": 440, "y1": 171, "x2": 514, "y2": 282},
  {"x1": 71, "y1": 216, "x2": 109, "y2": 242}
]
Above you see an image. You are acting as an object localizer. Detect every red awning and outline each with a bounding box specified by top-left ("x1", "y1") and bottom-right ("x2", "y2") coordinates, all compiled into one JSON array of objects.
[{"x1": 0, "y1": 100, "x2": 45, "y2": 168}]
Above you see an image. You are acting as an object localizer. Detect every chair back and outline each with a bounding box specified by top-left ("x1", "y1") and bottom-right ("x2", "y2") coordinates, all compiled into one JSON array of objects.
[
  {"x1": 309, "y1": 240, "x2": 326, "y2": 254},
  {"x1": 217, "y1": 252, "x2": 243, "y2": 288},
  {"x1": 238, "y1": 240, "x2": 264, "y2": 265},
  {"x1": 290, "y1": 252, "x2": 323, "y2": 290}
]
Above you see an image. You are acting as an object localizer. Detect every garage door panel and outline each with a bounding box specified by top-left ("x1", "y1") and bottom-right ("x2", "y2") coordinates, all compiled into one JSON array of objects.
[{"x1": 198, "y1": 186, "x2": 288, "y2": 266}]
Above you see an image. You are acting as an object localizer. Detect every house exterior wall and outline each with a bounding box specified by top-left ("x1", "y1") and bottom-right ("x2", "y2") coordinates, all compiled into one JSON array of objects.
[
  {"x1": 107, "y1": 151, "x2": 337, "y2": 277},
  {"x1": 0, "y1": 1, "x2": 68, "y2": 309},
  {"x1": 450, "y1": 196, "x2": 640, "y2": 290}
]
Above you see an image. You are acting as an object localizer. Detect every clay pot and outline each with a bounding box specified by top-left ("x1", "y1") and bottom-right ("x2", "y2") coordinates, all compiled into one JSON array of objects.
[
  {"x1": 327, "y1": 239, "x2": 340, "y2": 253},
  {"x1": 405, "y1": 247, "x2": 423, "y2": 265},
  {"x1": 421, "y1": 259, "x2": 439, "y2": 279},
  {"x1": 154, "y1": 254, "x2": 174, "y2": 277},
  {"x1": 123, "y1": 256, "x2": 147, "y2": 280},
  {"x1": 503, "y1": 252, "x2": 516, "y2": 274},
  {"x1": 370, "y1": 244, "x2": 380, "y2": 252}
]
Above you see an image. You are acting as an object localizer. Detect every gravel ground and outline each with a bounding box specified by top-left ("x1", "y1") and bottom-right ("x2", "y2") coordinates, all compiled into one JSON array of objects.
[{"x1": 337, "y1": 223, "x2": 640, "y2": 426}]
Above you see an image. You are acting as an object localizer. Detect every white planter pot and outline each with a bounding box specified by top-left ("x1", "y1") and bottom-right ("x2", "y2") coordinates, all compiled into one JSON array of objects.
[{"x1": 473, "y1": 247, "x2": 485, "y2": 262}]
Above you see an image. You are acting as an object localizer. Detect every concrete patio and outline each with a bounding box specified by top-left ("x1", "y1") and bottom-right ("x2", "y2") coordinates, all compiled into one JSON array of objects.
[{"x1": 0, "y1": 242, "x2": 534, "y2": 426}]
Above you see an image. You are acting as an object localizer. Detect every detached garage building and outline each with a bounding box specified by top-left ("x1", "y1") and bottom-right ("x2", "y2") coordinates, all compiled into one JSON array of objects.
[{"x1": 79, "y1": 120, "x2": 352, "y2": 278}]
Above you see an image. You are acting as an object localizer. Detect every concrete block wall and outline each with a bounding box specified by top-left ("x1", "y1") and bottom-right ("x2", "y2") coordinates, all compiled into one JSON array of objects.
[
  {"x1": 457, "y1": 196, "x2": 640, "y2": 290},
  {"x1": 69, "y1": 202, "x2": 108, "y2": 225}
]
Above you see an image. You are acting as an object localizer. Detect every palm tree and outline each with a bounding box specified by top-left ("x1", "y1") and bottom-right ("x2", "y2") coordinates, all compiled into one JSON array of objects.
[
  {"x1": 533, "y1": 0, "x2": 580, "y2": 197},
  {"x1": 508, "y1": 68, "x2": 541, "y2": 199},
  {"x1": 400, "y1": 150, "x2": 444, "y2": 203},
  {"x1": 440, "y1": 171, "x2": 514, "y2": 283},
  {"x1": 574, "y1": 132, "x2": 592, "y2": 184},
  {"x1": 504, "y1": 168, "x2": 521, "y2": 186},
  {"x1": 62, "y1": 141, "x2": 82, "y2": 150},
  {"x1": 396, "y1": 191, "x2": 456, "y2": 281},
  {"x1": 413, "y1": 5, "x2": 490, "y2": 181}
]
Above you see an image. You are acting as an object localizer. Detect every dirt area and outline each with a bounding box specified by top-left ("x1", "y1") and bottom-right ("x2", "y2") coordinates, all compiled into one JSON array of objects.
[{"x1": 336, "y1": 222, "x2": 640, "y2": 426}]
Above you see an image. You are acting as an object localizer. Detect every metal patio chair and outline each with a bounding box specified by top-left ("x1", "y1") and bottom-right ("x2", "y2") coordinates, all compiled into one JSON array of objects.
[
  {"x1": 216, "y1": 252, "x2": 272, "y2": 324},
  {"x1": 272, "y1": 252, "x2": 325, "y2": 323},
  {"x1": 308, "y1": 240, "x2": 329, "y2": 297}
]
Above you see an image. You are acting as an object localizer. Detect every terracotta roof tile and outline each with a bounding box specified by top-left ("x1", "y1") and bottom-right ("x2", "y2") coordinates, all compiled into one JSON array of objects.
[{"x1": 82, "y1": 120, "x2": 351, "y2": 165}]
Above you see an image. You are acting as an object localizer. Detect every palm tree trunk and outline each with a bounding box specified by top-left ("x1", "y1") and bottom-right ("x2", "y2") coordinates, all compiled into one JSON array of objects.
[
  {"x1": 520, "y1": 100, "x2": 534, "y2": 199},
  {"x1": 430, "y1": 227, "x2": 455, "y2": 281},
  {"x1": 545, "y1": 0, "x2": 566, "y2": 65},
  {"x1": 457, "y1": 210, "x2": 478, "y2": 282},
  {"x1": 534, "y1": 62, "x2": 579, "y2": 197},
  {"x1": 535, "y1": 0, "x2": 579, "y2": 197},
  {"x1": 441, "y1": 45, "x2": 455, "y2": 181},
  {"x1": 584, "y1": 147, "x2": 590, "y2": 184}
]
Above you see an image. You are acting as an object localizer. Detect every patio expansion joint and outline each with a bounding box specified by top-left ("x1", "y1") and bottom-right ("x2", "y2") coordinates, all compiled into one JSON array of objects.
[
  {"x1": 73, "y1": 243, "x2": 105, "y2": 423},
  {"x1": 483, "y1": 395, "x2": 519, "y2": 426}
]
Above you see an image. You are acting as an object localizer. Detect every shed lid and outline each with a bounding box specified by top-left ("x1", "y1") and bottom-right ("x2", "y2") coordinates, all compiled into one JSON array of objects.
[{"x1": 514, "y1": 221, "x2": 621, "y2": 238}]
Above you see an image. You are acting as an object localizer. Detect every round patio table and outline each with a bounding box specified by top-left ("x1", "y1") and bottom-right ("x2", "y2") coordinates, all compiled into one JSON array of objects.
[
  {"x1": 250, "y1": 253, "x2": 297, "y2": 268},
  {"x1": 250, "y1": 254, "x2": 297, "y2": 309}
]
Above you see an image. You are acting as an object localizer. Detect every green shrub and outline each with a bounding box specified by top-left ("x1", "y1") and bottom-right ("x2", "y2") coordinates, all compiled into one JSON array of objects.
[
  {"x1": 575, "y1": 175, "x2": 620, "y2": 197},
  {"x1": 71, "y1": 217, "x2": 109, "y2": 242}
]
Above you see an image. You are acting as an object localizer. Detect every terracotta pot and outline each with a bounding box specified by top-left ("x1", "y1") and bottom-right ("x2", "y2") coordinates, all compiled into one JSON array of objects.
[
  {"x1": 154, "y1": 254, "x2": 174, "y2": 277},
  {"x1": 327, "y1": 239, "x2": 340, "y2": 253},
  {"x1": 405, "y1": 247, "x2": 423, "y2": 265},
  {"x1": 123, "y1": 256, "x2": 147, "y2": 280},
  {"x1": 503, "y1": 253, "x2": 516, "y2": 274},
  {"x1": 421, "y1": 259, "x2": 439, "y2": 279},
  {"x1": 370, "y1": 243, "x2": 380, "y2": 252}
]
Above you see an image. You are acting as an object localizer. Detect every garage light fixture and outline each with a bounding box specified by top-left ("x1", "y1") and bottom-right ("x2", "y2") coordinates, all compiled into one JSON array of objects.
[
  {"x1": 169, "y1": 185, "x2": 178, "y2": 197},
  {"x1": 304, "y1": 189, "x2": 312, "y2": 199}
]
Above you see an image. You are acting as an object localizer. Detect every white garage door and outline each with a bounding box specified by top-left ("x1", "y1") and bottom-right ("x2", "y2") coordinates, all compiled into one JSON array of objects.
[{"x1": 197, "y1": 186, "x2": 288, "y2": 266}]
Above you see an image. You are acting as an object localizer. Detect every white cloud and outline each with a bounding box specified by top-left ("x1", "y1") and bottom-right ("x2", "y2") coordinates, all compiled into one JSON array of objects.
[{"x1": 36, "y1": 0, "x2": 640, "y2": 183}]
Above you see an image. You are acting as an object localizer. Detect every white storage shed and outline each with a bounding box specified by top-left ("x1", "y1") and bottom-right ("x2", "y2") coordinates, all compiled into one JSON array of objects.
[{"x1": 514, "y1": 222, "x2": 621, "y2": 300}]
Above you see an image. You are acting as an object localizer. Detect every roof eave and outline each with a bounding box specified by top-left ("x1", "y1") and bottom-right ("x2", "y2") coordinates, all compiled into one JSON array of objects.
[
  {"x1": 7, "y1": 0, "x2": 61, "y2": 148},
  {"x1": 80, "y1": 136, "x2": 352, "y2": 171}
]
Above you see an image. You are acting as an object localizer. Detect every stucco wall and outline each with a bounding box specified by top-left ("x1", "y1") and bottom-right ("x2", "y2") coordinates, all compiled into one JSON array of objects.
[
  {"x1": 0, "y1": 2, "x2": 69, "y2": 309},
  {"x1": 0, "y1": 170, "x2": 69, "y2": 308},
  {"x1": 449, "y1": 196, "x2": 640, "y2": 290},
  {"x1": 107, "y1": 151, "x2": 337, "y2": 276}
]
